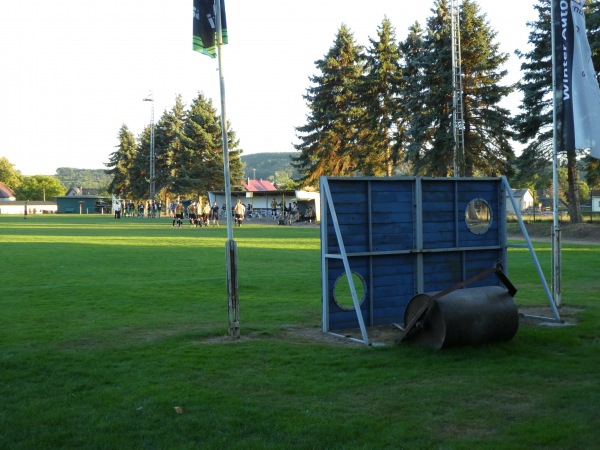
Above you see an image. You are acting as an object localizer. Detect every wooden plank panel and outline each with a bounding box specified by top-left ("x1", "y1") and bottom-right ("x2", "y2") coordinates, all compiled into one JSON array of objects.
[
  {"x1": 324, "y1": 177, "x2": 506, "y2": 332},
  {"x1": 371, "y1": 201, "x2": 413, "y2": 214}
]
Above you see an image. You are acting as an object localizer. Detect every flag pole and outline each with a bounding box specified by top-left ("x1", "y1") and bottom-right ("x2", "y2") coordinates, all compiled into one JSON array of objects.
[
  {"x1": 550, "y1": 0, "x2": 561, "y2": 308},
  {"x1": 215, "y1": 0, "x2": 240, "y2": 337}
]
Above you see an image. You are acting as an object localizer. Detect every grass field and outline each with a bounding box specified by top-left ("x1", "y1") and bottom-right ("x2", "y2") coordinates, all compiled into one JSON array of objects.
[{"x1": 1, "y1": 215, "x2": 599, "y2": 449}]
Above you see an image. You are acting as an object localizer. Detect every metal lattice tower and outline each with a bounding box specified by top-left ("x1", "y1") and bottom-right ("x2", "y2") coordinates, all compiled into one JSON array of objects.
[
  {"x1": 143, "y1": 92, "x2": 156, "y2": 200},
  {"x1": 451, "y1": 0, "x2": 465, "y2": 177}
]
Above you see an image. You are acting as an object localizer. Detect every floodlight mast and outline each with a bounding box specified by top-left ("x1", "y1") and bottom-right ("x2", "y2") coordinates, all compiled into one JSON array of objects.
[
  {"x1": 143, "y1": 92, "x2": 156, "y2": 200},
  {"x1": 451, "y1": 0, "x2": 465, "y2": 177}
]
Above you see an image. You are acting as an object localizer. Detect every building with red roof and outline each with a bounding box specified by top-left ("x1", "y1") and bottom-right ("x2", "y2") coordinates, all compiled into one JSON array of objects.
[
  {"x1": 240, "y1": 179, "x2": 277, "y2": 192},
  {"x1": 0, "y1": 181, "x2": 16, "y2": 201}
]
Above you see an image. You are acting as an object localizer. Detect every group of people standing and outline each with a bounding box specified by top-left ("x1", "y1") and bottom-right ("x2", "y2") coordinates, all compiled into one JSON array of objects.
[
  {"x1": 113, "y1": 200, "x2": 162, "y2": 219},
  {"x1": 172, "y1": 200, "x2": 220, "y2": 228},
  {"x1": 112, "y1": 197, "x2": 281, "y2": 228}
]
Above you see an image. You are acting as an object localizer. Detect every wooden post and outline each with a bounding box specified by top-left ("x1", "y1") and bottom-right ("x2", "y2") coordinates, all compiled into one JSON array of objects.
[{"x1": 226, "y1": 240, "x2": 240, "y2": 337}]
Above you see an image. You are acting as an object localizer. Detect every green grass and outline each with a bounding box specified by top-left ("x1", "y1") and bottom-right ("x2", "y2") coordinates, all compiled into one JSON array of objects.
[{"x1": 1, "y1": 215, "x2": 599, "y2": 449}]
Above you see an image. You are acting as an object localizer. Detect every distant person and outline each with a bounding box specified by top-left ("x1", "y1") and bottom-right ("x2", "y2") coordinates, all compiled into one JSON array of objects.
[
  {"x1": 189, "y1": 202, "x2": 198, "y2": 227},
  {"x1": 173, "y1": 202, "x2": 183, "y2": 227},
  {"x1": 306, "y1": 207, "x2": 315, "y2": 224},
  {"x1": 234, "y1": 199, "x2": 246, "y2": 226},
  {"x1": 211, "y1": 201, "x2": 220, "y2": 226},
  {"x1": 114, "y1": 201, "x2": 121, "y2": 219},
  {"x1": 271, "y1": 199, "x2": 277, "y2": 216},
  {"x1": 202, "y1": 202, "x2": 211, "y2": 227}
]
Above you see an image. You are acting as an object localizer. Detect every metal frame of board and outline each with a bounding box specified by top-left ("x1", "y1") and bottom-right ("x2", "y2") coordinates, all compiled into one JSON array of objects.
[{"x1": 320, "y1": 176, "x2": 560, "y2": 345}]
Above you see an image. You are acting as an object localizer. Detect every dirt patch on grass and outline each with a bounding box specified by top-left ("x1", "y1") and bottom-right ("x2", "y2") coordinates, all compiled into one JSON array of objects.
[
  {"x1": 518, "y1": 305, "x2": 582, "y2": 325},
  {"x1": 280, "y1": 305, "x2": 582, "y2": 347},
  {"x1": 192, "y1": 305, "x2": 580, "y2": 348},
  {"x1": 508, "y1": 222, "x2": 600, "y2": 244}
]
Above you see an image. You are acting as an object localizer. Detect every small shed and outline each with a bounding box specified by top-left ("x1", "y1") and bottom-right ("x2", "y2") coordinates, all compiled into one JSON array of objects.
[
  {"x1": 505, "y1": 188, "x2": 534, "y2": 214},
  {"x1": 592, "y1": 190, "x2": 600, "y2": 212},
  {"x1": 55, "y1": 195, "x2": 111, "y2": 214},
  {"x1": 294, "y1": 190, "x2": 320, "y2": 222}
]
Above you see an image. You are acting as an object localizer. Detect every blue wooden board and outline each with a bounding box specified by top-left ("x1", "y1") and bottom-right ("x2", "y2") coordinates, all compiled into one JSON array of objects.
[{"x1": 322, "y1": 177, "x2": 507, "y2": 332}]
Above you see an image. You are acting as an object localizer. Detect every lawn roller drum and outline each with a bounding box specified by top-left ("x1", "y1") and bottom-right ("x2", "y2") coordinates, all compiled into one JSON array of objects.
[{"x1": 396, "y1": 263, "x2": 519, "y2": 350}]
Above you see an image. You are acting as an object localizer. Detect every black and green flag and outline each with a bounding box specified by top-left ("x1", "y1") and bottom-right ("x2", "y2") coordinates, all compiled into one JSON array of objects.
[{"x1": 193, "y1": 0, "x2": 227, "y2": 58}]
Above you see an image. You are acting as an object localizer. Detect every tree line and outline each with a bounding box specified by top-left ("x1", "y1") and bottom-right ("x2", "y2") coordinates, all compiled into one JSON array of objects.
[
  {"x1": 292, "y1": 0, "x2": 600, "y2": 223},
  {"x1": 4, "y1": 0, "x2": 600, "y2": 218},
  {"x1": 0, "y1": 158, "x2": 116, "y2": 200},
  {"x1": 0, "y1": 157, "x2": 66, "y2": 200},
  {"x1": 105, "y1": 93, "x2": 243, "y2": 202}
]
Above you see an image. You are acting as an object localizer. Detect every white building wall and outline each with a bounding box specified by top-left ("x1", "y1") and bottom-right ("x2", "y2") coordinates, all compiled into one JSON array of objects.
[{"x1": 592, "y1": 196, "x2": 600, "y2": 213}]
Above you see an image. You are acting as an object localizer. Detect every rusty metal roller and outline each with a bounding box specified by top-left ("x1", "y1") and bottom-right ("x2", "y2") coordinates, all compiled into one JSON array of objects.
[
  {"x1": 397, "y1": 263, "x2": 519, "y2": 350},
  {"x1": 402, "y1": 286, "x2": 519, "y2": 350}
]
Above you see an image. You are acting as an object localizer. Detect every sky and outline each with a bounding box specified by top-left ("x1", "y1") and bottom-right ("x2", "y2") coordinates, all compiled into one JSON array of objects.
[{"x1": 0, "y1": 0, "x2": 538, "y2": 176}]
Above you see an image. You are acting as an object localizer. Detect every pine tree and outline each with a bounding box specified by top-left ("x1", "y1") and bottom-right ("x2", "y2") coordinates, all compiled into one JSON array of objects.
[
  {"x1": 512, "y1": 0, "x2": 553, "y2": 183},
  {"x1": 105, "y1": 124, "x2": 137, "y2": 197},
  {"x1": 400, "y1": 22, "x2": 428, "y2": 174},
  {"x1": 154, "y1": 95, "x2": 188, "y2": 197},
  {"x1": 293, "y1": 24, "x2": 365, "y2": 186},
  {"x1": 130, "y1": 125, "x2": 152, "y2": 199},
  {"x1": 405, "y1": 0, "x2": 514, "y2": 177},
  {"x1": 404, "y1": 1, "x2": 455, "y2": 176},
  {"x1": 513, "y1": 0, "x2": 600, "y2": 222},
  {"x1": 177, "y1": 92, "x2": 244, "y2": 198},
  {"x1": 459, "y1": 0, "x2": 514, "y2": 176},
  {"x1": 354, "y1": 17, "x2": 406, "y2": 176}
]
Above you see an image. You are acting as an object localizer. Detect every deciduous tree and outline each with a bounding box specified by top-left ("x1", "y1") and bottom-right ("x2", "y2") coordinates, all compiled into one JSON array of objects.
[
  {"x1": 0, "y1": 157, "x2": 22, "y2": 190},
  {"x1": 14, "y1": 175, "x2": 65, "y2": 200}
]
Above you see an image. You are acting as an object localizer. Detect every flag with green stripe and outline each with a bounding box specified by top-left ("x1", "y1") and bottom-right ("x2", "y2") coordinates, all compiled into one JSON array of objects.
[{"x1": 193, "y1": 0, "x2": 227, "y2": 58}]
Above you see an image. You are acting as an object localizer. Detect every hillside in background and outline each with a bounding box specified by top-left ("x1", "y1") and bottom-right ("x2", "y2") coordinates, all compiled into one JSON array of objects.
[
  {"x1": 55, "y1": 167, "x2": 112, "y2": 192},
  {"x1": 241, "y1": 152, "x2": 300, "y2": 180}
]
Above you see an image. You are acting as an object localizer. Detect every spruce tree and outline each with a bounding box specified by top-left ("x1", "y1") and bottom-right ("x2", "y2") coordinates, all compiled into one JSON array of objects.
[
  {"x1": 130, "y1": 125, "x2": 152, "y2": 199},
  {"x1": 293, "y1": 24, "x2": 365, "y2": 186},
  {"x1": 513, "y1": 0, "x2": 553, "y2": 182},
  {"x1": 400, "y1": 22, "x2": 428, "y2": 174},
  {"x1": 354, "y1": 17, "x2": 406, "y2": 176},
  {"x1": 404, "y1": 1, "x2": 455, "y2": 176},
  {"x1": 405, "y1": 0, "x2": 514, "y2": 177},
  {"x1": 105, "y1": 124, "x2": 137, "y2": 197},
  {"x1": 154, "y1": 95, "x2": 187, "y2": 197},
  {"x1": 459, "y1": 0, "x2": 514, "y2": 176},
  {"x1": 177, "y1": 92, "x2": 244, "y2": 198}
]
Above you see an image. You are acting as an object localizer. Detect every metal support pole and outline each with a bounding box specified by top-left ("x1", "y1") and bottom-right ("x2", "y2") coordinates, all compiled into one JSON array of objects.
[
  {"x1": 216, "y1": 0, "x2": 239, "y2": 338},
  {"x1": 550, "y1": 0, "x2": 562, "y2": 308},
  {"x1": 143, "y1": 93, "x2": 156, "y2": 200}
]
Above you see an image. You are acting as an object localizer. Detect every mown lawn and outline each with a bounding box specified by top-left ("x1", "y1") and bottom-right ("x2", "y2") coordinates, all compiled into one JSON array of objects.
[{"x1": 1, "y1": 215, "x2": 599, "y2": 449}]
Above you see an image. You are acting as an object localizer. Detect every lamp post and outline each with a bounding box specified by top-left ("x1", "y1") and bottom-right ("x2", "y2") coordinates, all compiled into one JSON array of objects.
[{"x1": 143, "y1": 92, "x2": 155, "y2": 200}]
